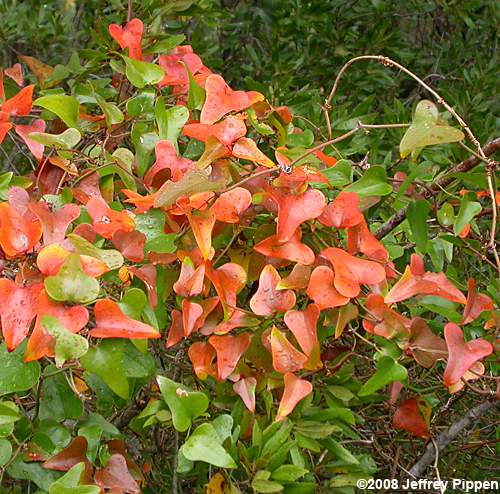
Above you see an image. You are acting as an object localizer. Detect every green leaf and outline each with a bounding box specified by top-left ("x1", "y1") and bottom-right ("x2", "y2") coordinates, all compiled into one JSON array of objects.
[
  {"x1": 68, "y1": 234, "x2": 123, "y2": 270},
  {"x1": 437, "y1": 202, "x2": 455, "y2": 227},
  {"x1": 41, "y1": 316, "x2": 89, "y2": 368},
  {"x1": 145, "y1": 233, "x2": 177, "y2": 253},
  {"x1": 122, "y1": 55, "x2": 165, "y2": 88},
  {"x1": 119, "y1": 288, "x2": 147, "y2": 320},
  {"x1": 252, "y1": 471, "x2": 284, "y2": 493},
  {"x1": 247, "y1": 108, "x2": 274, "y2": 136},
  {"x1": 271, "y1": 465, "x2": 308, "y2": 482},
  {"x1": 0, "y1": 401, "x2": 20, "y2": 426},
  {"x1": 126, "y1": 90, "x2": 155, "y2": 117},
  {"x1": 453, "y1": 195, "x2": 481, "y2": 235},
  {"x1": 94, "y1": 94, "x2": 124, "y2": 127},
  {"x1": 0, "y1": 172, "x2": 13, "y2": 201},
  {"x1": 145, "y1": 35, "x2": 186, "y2": 54},
  {"x1": 320, "y1": 159, "x2": 353, "y2": 188},
  {"x1": 28, "y1": 128, "x2": 81, "y2": 149},
  {"x1": 358, "y1": 356, "x2": 407, "y2": 397},
  {"x1": 155, "y1": 99, "x2": 189, "y2": 147},
  {"x1": 0, "y1": 342, "x2": 40, "y2": 396},
  {"x1": 400, "y1": 100, "x2": 465, "y2": 158},
  {"x1": 0, "y1": 438, "x2": 12, "y2": 466},
  {"x1": 34, "y1": 95, "x2": 80, "y2": 128},
  {"x1": 39, "y1": 365, "x2": 84, "y2": 421},
  {"x1": 407, "y1": 199, "x2": 431, "y2": 254},
  {"x1": 180, "y1": 422, "x2": 237, "y2": 468},
  {"x1": 134, "y1": 209, "x2": 166, "y2": 242},
  {"x1": 44, "y1": 254, "x2": 100, "y2": 304},
  {"x1": 345, "y1": 166, "x2": 392, "y2": 197},
  {"x1": 7, "y1": 457, "x2": 60, "y2": 491},
  {"x1": 157, "y1": 376, "x2": 208, "y2": 432},
  {"x1": 81, "y1": 340, "x2": 129, "y2": 399},
  {"x1": 181, "y1": 62, "x2": 205, "y2": 111},
  {"x1": 49, "y1": 462, "x2": 100, "y2": 494},
  {"x1": 322, "y1": 438, "x2": 359, "y2": 464}
]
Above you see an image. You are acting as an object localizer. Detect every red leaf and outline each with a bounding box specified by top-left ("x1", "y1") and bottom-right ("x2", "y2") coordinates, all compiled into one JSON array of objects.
[
  {"x1": 112, "y1": 230, "x2": 146, "y2": 263},
  {"x1": 188, "y1": 341, "x2": 217, "y2": 380},
  {"x1": 443, "y1": 323, "x2": 492, "y2": 386},
  {"x1": 89, "y1": 299, "x2": 160, "y2": 339},
  {"x1": 232, "y1": 137, "x2": 275, "y2": 168},
  {"x1": 43, "y1": 436, "x2": 88, "y2": 471},
  {"x1": 0, "y1": 202, "x2": 42, "y2": 257},
  {"x1": 187, "y1": 208, "x2": 216, "y2": 261},
  {"x1": 209, "y1": 333, "x2": 251, "y2": 380},
  {"x1": 233, "y1": 377, "x2": 256, "y2": 413},
  {"x1": 321, "y1": 247, "x2": 386, "y2": 298},
  {"x1": 211, "y1": 187, "x2": 252, "y2": 223},
  {"x1": 86, "y1": 197, "x2": 135, "y2": 239},
  {"x1": 128, "y1": 264, "x2": 157, "y2": 307},
  {"x1": 250, "y1": 264, "x2": 296, "y2": 316},
  {"x1": 0, "y1": 121, "x2": 12, "y2": 144},
  {"x1": 183, "y1": 115, "x2": 247, "y2": 146},
  {"x1": 385, "y1": 254, "x2": 466, "y2": 305},
  {"x1": 306, "y1": 266, "x2": 350, "y2": 310},
  {"x1": 200, "y1": 74, "x2": 262, "y2": 124},
  {"x1": 393, "y1": 397, "x2": 430, "y2": 439},
  {"x1": 272, "y1": 188, "x2": 325, "y2": 244},
  {"x1": 0, "y1": 279, "x2": 43, "y2": 350},
  {"x1": 181, "y1": 299, "x2": 204, "y2": 337},
  {"x1": 15, "y1": 118, "x2": 45, "y2": 160},
  {"x1": 318, "y1": 191, "x2": 363, "y2": 228},
  {"x1": 276, "y1": 372, "x2": 312, "y2": 421},
  {"x1": 144, "y1": 140, "x2": 195, "y2": 187},
  {"x1": 108, "y1": 18, "x2": 144, "y2": 60},
  {"x1": 94, "y1": 454, "x2": 140, "y2": 494},
  {"x1": 346, "y1": 218, "x2": 388, "y2": 262},
  {"x1": 211, "y1": 309, "x2": 259, "y2": 336},
  {"x1": 254, "y1": 230, "x2": 315, "y2": 266},
  {"x1": 28, "y1": 201, "x2": 80, "y2": 246},
  {"x1": 158, "y1": 52, "x2": 203, "y2": 88},
  {"x1": 166, "y1": 309, "x2": 184, "y2": 348},
  {"x1": 25, "y1": 291, "x2": 89, "y2": 362},
  {"x1": 408, "y1": 317, "x2": 448, "y2": 369},
  {"x1": 284, "y1": 304, "x2": 322, "y2": 370},
  {"x1": 362, "y1": 294, "x2": 411, "y2": 340},
  {"x1": 270, "y1": 326, "x2": 307, "y2": 373},
  {"x1": 462, "y1": 278, "x2": 493, "y2": 325},
  {"x1": 1, "y1": 84, "x2": 34, "y2": 116}
]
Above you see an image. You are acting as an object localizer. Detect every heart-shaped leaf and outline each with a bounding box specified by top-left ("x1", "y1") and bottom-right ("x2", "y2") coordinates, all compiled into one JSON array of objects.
[
  {"x1": 462, "y1": 278, "x2": 494, "y2": 324},
  {"x1": 122, "y1": 55, "x2": 164, "y2": 88},
  {"x1": 34, "y1": 95, "x2": 80, "y2": 128},
  {"x1": 393, "y1": 397, "x2": 430, "y2": 439},
  {"x1": 358, "y1": 356, "x2": 408, "y2": 396},
  {"x1": 276, "y1": 372, "x2": 312, "y2": 421}
]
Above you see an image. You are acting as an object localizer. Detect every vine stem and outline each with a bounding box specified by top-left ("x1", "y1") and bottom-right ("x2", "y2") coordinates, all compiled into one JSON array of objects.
[{"x1": 324, "y1": 55, "x2": 499, "y2": 276}]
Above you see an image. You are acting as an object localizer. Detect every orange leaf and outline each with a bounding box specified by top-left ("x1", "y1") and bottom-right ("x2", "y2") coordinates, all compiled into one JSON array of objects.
[
  {"x1": 277, "y1": 263, "x2": 312, "y2": 290},
  {"x1": 19, "y1": 55, "x2": 53, "y2": 87},
  {"x1": 111, "y1": 230, "x2": 146, "y2": 263},
  {"x1": 181, "y1": 299, "x2": 204, "y2": 337},
  {"x1": 270, "y1": 326, "x2": 307, "y2": 373},
  {"x1": 232, "y1": 137, "x2": 275, "y2": 168},
  {"x1": 0, "y1": 202, "x2": 42, "y2": 257},
  {"x1": 187, "y1": 208, "x2": 216, "y2": 260},
  {"x1": 25, "y1": 291, "x2": 89, "y2": 362},
  {"x1": 128, "y1": 264, "x2": 157, "y2": 307},
  {"x1": 86, "y1": 197, "x2": 135, "y2": 239},
  {"x1": 385, "y1": 254, "x2": 466, "y2": 305},
  {"x1": 205, "y1": 261, "x2": 247, "y2": 315},
  {"x1": 273, "y1": 188, "x2": 325, "y2": 244},
  {"x1": 196, "y1": 135, "x2": 232, "y2": 169},
  {"x1": 188, "y1": 341, "x2": 217, "y2": 380},
  {"x1": 284, "y1": 304, "x2": 322, "y2": 370},
  {"x1": 306, "y1": 266, "x2": 350, "y2": 310},
  {"x1": 5, "y1": 63, "x2": 24, "y2": 86},
  {"x1": 249, "y1": 264, "x2": 296, "y2": 316},
  {"x1": 0, "y1": 84, "x2": 34, "y2": 116},
  {"x1": 233, "y1": 376, "x2": 256, "y2": 413},
  {"x1": 211, "y1": 309, "x2": 259, "y2": 336},
  {"x1": 443, "y1": 322, "x2": 492, "y2": 386},
  {"x1": 144, "y1": 140, "x2": 195, "y2": 187},
  {"x1": 158, "y1": 51, "x2": 202, "y2": 88},
  {"x1": 0, "y1": 121, "x2": 13, "y2": 145},
  {"x1": 276, "y1": 372, "x2": 312, "y2": 421},
  {"x1": 28, "y1": 201, "x2": 80, "y2": 246},
  {"x1": 166, "y1": 309, "x2": 184, "y2": 348},
  {"x1": 393, "y1": 397, "x2": 430, "y2": 439},
  {"x1": 321, "y1": 247, "x2": 386, "y2": 298},
  {"x1": 89, "y1": 299, "x2": 160, "y2": 339},
  {"x1": 108, "y1": 18, "x2": 143, "y2": 60},
  {"x1": 183, "y1": 115, "x2": 247, "y2": 146},
  {"x1": 462, "y1": 278, "x2": 493, "y2": 325},
  {"x1": 200, "y1": 74, "x2": 260, "y2": 124},
  {"x1": 15, "y1": 118, "x2": 45, "y2": 160},
  {"x1": 254, "y1": 230, "x2": 315, "y2": 265},
  {"x1": 318, "y1": 191, "x2": 363, "y2": 228},
  {"x1": 209, "y1": 333, "x2": 251, "y2": 380},
  {"x1": 0, "y1": 279, "x2": 43, "y2": 350},
  {"x1": 362, "y1": 294, "x2": 411, "y2": 341},
  {"x1": 211, "y1": 187, "x2": 252, "y2": 223},
  {"x1": 346, "y1": 218, "x2": 388, "y2": 262},
  {"x1": 173, "y1": 258, "x2": 205, "y2": 297}
]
